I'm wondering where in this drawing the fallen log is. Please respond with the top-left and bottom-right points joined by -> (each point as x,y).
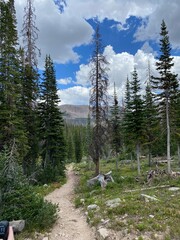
124,185 -> 170,193
87,171 -> 114,188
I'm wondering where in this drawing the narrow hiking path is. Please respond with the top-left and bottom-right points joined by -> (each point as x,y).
45,165 -> 96,240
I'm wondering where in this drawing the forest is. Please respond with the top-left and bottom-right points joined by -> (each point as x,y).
0,0 -> 180,238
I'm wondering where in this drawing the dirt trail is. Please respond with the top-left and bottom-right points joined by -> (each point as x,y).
45,165 -> 96,240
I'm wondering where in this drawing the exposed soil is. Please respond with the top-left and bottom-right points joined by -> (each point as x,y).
45,165 -> 96,240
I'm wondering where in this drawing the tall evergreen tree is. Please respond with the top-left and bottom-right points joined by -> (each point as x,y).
171,91 -> 180,164
89,25 -> 109,175
65,124 -> 75,162
110,83 -> 121,169
74,128 -> 83,163
0,0 -> 28,161
38,55 -> 66,182
123,69 -> 144,175
122,76 -> 133,157
144,82 -> 159,166
151,20 -> 179,174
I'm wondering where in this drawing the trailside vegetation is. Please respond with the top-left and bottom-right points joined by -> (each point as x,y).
0,0 -> 65,234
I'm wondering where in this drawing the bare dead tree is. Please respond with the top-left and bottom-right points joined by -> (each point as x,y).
21,0 -> 40,175
89,25 -> 109,175
21,0 -> 40,68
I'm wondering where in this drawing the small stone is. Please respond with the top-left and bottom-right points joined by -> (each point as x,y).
106,198 -> 121,207
149,215 -> 154,218
105,198 -> 121,208
80,198 -> 85,204
97,228 -> 109,240
87,204 -> 99,210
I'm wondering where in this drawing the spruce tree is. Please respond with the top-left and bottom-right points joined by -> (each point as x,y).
74,128 -> 83,163
151,20 -> 179,173
171,91 -> 180,164
123,69 -> 144,175
89,25 -> 109,175
122,77 -> 133,158
39,55 -> 66,182
110,83 -> 121,169
144,83 -> 159,166
0,0 -> 28,161
64,124 -> 75,162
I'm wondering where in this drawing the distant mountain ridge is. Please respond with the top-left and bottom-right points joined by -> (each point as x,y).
60,104 -> 89,125
60,104 -> 123,125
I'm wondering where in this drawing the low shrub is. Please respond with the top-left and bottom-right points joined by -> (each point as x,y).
1,185 -> 58,231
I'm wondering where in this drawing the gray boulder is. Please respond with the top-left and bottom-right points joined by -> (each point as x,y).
105,198 -> 121,208
10,220 -> 25,233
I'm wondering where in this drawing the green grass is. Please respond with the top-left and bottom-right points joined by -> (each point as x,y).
74,158 -> 180,239
33,178 -> 66,197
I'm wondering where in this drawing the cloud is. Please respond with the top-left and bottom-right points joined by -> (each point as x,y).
74,45 -> 180,105
111,23 -> 130,31
141,42 -> 157,55
57,77 -> 72,85
134,0 -> 180,48
76,64 -> 91,86
15,0 -> 93,67
66,0 -> 155,23
15,0 -> 180,68
14,0 -> 180,105
58,86 -> 90,105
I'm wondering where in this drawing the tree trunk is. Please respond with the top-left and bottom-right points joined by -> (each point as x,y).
178,143 -> 180,166
131,153 -> 133,170
136,143 -> 141,175
95,158 -> 99,176
148,146 -> 152,167
166,96 -> 171,174
115,155 -> 118,170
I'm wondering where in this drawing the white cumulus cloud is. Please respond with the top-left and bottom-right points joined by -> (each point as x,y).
58,86 -> 90,105
74,45 -> 180,105
57,77 -> 72,85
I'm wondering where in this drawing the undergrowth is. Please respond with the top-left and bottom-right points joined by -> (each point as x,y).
74,158 -> 180,239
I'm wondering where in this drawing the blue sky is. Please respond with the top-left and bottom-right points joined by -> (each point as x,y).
15,0 -> 180,105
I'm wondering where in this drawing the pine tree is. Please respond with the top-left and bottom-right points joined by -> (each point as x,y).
0,0 -> 28,161
65,124 -> 75,162
110,83 -> 121,169
144,83 -> 159,166
89,25 -> 109,175
38,55 -> 66,182
123,77 -> 132,138
171,91 -> 180,164
151,20 -> 179,174
123,69 -> 144,175
122,77 -> 133,154
74,129 -> 83,163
